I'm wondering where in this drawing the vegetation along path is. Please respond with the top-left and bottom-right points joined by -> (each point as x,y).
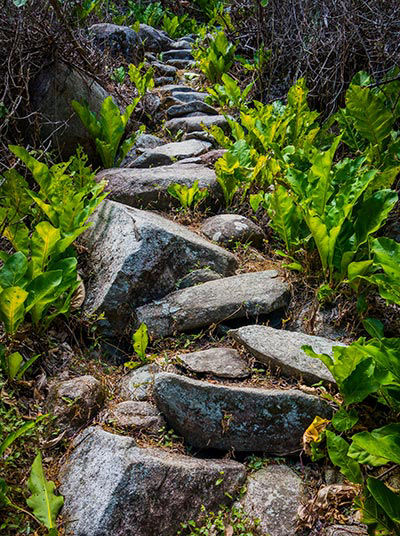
1,2 -> 400,536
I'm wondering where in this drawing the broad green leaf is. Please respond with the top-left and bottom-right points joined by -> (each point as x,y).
25,270 -> 63,324
26,452 -> 64,530
0,417 -> 44,457
367,478 -> 400,523
326,430 -> 363,484
362,318 -> 384,339
341,358 -> 387,404
9,145 -> 51,192
351,424 -> 400,466
0,286 -> 28,334
30,222 -> 61,277
133,323 -> 148,359
332,407 -> 359,432
0,252 -> 28,288
5,351 -> 23,380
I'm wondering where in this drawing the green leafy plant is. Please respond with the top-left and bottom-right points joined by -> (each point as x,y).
71,96 -> 142,168
111,66 -> 126,85
178,504 -> 261,535
193,31 -> 236,83
124,323 -> 150,369
206,73 -> 254,111
0,346 -> 40,380
167,181 -> 209,210
128,62 -> 155,98
303,336 -> 400,534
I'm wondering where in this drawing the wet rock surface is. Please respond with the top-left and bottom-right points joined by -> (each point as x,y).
154,373 -> 332,453
60,427 -> 246,536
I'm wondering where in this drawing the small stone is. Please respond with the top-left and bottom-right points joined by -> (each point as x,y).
177,348 -> 249,379
166,59 -> 195,69
120,364 -> 160,401
201,214 -> 265,248
154,76 -> 175,87
106,401 -> 165,433
166,101 -> 218,119
151,61 -> 177,77
177,269 -> 222,289
173,91 -> 207,103
229,325 -> 339,384
136,270 -> 290,339
154,373 -> 332,453
239,464 -> 303,536
162,49 -> 193,61
165,115 -> 229,135
46,375 -> 104,429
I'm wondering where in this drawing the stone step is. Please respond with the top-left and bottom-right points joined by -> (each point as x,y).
60,426 -> 246,536
229,325 -> 340,384
81,201 -> 237,338
157,84 -> 200,94
170,39 -> 193,50
151,61 -> 177,77
166,101 -> 218,119
172,91 -> 207,103
176,347 -> 250,379
135,270 -> 290,339
97,162 -> 219,209
154,76 -> 175,87
162,49 -> 193,61
165,114 -> 228,134
166,59 -> 195,69
130,139 -> 212,168
154,373 -> 332,453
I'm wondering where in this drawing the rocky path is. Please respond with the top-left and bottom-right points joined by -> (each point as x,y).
54,25 -> 365,536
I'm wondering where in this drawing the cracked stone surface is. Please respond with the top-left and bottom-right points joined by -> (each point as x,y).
177,347 -> 250,379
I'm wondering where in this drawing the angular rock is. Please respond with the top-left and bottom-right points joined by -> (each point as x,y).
201,214 -> 265,248
132,139 -> 212,167
82,201 -> 237,337
154,76 -> 175,87
89,23 -> 142,62
162,49 -> 193,61
165,115 -> 228,135
173,91 -> 207,103
165,59 -> 195,69
157,84 -> 200,95
166,101 -> 218,119
136,270 -> 289,339
129,152 -> 172,168
120,363 -> 160,401
46,375 -> 104,429
105,401 -> 165,433
151,61 -> 177,77
135,133 -> 164,151
177,268 -> 222,289
177,348 -> 249,379
138,24 -> 173,52
60,427 -> 246,536
170,40 -> 192,50
97,163 -> 219,209
239,464 -> 302,536
30,61 -> 110,161
229,325 -> 339,384
154,373 -> 332,453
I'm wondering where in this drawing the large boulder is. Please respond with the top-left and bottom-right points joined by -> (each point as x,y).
154,373 -> 332,453
30,61 -> 110,161
81,201 -> 237,338
60,427 -> 246,536
238,464 -> 303,536
135,270 -> 290,339
97,163 -> 219,209
229,325 -> 340,384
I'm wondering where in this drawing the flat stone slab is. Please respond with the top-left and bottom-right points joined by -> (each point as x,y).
105,401 -> 165,433
157,84 -> 200,94
201,214 -> 265,248
165,115 -> 228,135
120,364 -> 160,401
177,348 -> 249,379
154,373 -> 332,453
166,59 -> 195,69
239,464 -> 303,536
166,101 -> 218,119
82,201 -> 237,337
134,139 -> 212,166
173,91 -> 207,103
97,163 -> 219,209
229,325 -> 339,384
162,49 -> 193,61
60,426 -> 246,536
136,270 -> 290,339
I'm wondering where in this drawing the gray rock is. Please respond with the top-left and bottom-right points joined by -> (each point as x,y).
136,133 -> 164,151
239,464 -> 302,536
170,40 -> 192,50
60,426 -> 246,536
179,36 -> 195,43
129,152 -> 173,168
229,325 -> 339,384
177,348 -> 249,379
82,201 -> 237,337
89,23 -> 142,63
183,131 -> 216,144
136,270 -> 290,339
201,214 -> 265,248
105,401 -> 165,433
138,24 -> 173,52
134,139 -> 212,166
166,101 -> 218,119
151,61 -> 177,77
144,52 -> 157,61
165,59 -> 195,69
30,61 -> 110,161
157,84 -> 200,95
173,91 -> 207,103
155,76 -> 175,87
97,163 -> 219,209
162,49 -> 193,61
323,527 -> 368,536
177,269 -> 222,289
165,115 -> 228,135
154,373 -> 332,453
46,375 -> 104,429
120,364 -> 160,401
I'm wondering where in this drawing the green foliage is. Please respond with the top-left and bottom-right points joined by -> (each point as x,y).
72,96 -> 143,168
0,346 -> 40,380
111,66 -> 126,85
193,31 -> 236,83
26,451 -> 64,533
167,181 -> 209,210
303,336 -> 400,533
128,62 -> 155,98
178,504 -> 261,535
161,13 -> 200,39
124,323 -> 150,369
206,74 -> 254,111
